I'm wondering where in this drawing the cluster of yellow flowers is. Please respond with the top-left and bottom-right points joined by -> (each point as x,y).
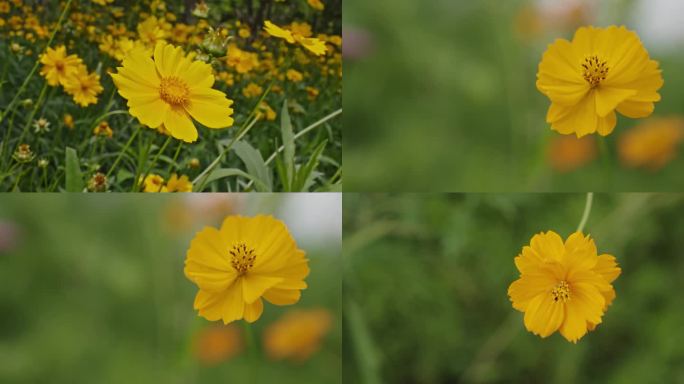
141,173 -> 193,192
39,46 -> 103,107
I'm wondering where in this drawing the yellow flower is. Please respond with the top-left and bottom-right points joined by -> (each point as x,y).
63,67 -> 103,107
537,26 -> 663,137
193,325 -> 242,365
264,20 -> 327,56
92,0 -> 113,5
226,44 -> 259,74
258,102 -> 276,121
93,121 -> 113,138
286,69 -> 303,82
263,309 -> 332,362
289,22 -> 312,38
307,0 -> 324,11
618,117 -> 684,170
185,215 -> 309,324
141,173 -> 168,192
166,173 -> 193,192
242,82 -> 263,98
137,16 -> 166,47
508,231 -> 620,343
39,45 -> 83,86
111,42 -> 234,143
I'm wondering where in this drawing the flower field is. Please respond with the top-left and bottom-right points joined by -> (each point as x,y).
0,0 -> 341,192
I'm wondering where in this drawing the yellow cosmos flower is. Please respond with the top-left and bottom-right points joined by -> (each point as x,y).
111,42 -> 234,143
508,231 -> 620,343
263,309 -> 332,362
193,325 -> 242,365
63,67 -> 103,107
618,117 -> 684,170
185,215 -> 309,324
39,46 -> 83,86
264,20 -> 327,56
537,26 -> 663,137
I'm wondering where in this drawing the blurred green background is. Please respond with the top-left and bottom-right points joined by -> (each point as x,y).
343,193 -> 684,383
343,0 -> 684,191
0,194 -> 341,383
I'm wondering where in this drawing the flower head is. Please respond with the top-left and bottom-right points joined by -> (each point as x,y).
64,67 -> 103,107
166,173 -> 192,192
508,231 -> 620,343
141,173 -> 167,192
193,325 -> 242,365
264,20 -> 327,56
185,215 -> 309,324
39,46 -> 83,86
111,42 -> 234,143
537,26 -> 663,137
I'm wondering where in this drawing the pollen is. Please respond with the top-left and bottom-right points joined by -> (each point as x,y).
229,242 -> 256,275
581,56 -> 609,88
551,280 -> 571,303
159,76 -> 190,106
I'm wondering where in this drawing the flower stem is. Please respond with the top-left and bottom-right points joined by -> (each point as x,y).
576,192 -> 594,233
105,121 -> 139,179
241,321 -> 258,384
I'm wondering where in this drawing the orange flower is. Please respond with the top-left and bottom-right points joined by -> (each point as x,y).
548,135 -> 596,172
193,325 -> 242,365
618,117 -> 684,170
263,309 -> 332,362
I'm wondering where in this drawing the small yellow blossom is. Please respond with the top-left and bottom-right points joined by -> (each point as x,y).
39,46 -> 83,86
166,173 -> 193,192
307,0 -> 324,11
141,173 -> 167,192
618,117 -> 684,170
93,121 -> 113,138
263,309 -> 332,362
193,325 -> 242,365
508,231 -> 620,343
286,69 -> 303,82
264,20 -> 327,56
242,82 -> 263,98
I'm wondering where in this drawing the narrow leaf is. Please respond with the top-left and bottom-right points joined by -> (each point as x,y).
65,147 -> 84,192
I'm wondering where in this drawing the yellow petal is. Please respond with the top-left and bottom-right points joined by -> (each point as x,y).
154,41 -> 184,78
596,111 -> 617,136
241,274 -> 283,304
530,231 -> 565,262
185,227 -> 238,292
559,299 -> 587,343
264,20 -> 295,43
508,274 -> 557,311
119,46 -> 159,88
593,254 -> 621,283
186,88 -> 234,128
550,92 -> 598,137
128,96 -> 169,128
183,60 -> 214,90
523,293 -> 564,338
243,298 -> 264,323
263,288 -> 301,305
163,107 -> 198,143
616,100 -> 654,119
194,290 -> 224,321
594,87 -> 636,117
569,282 -> 605,325
221,281 -> 245,324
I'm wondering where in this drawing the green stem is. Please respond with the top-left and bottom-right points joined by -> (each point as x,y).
192,114 -> 260,190
576,192 -> 594,233
17,82 -> 49,144
0,0 -> 74,126
168,141 -> 183,175
140,135 -> 172,182
105,120 -> 139,178
241,322 -> 258,384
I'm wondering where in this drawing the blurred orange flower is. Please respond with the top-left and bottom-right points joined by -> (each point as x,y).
193,325 -> 242,365
548,135 -> 596,173
263,309 -> 332,362
618,117 -> 684,170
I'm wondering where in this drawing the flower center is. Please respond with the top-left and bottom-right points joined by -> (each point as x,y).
229,242 -> 256,275
581,56 -> 609,88
159,76 -> 190,106
551,280 -> 571,303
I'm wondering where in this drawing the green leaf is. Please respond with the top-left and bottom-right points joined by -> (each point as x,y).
65,147 -> 84,192
292,140 -> 327,191
274,151 -> 290,192
197,167 -> 269,191
280,99 -> 295,189
232,141 -> 272,192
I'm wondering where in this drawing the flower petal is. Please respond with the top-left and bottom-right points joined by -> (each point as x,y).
241,274 -> 283,304
186,88 -> 234,128
523,293 -> 564,338
263,288 -> 301,305
243,298 -> 264,323
595,87 -> 636,117
163,107 -> 198,143
128,96 -> 169,128
221,281 -> 245,324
